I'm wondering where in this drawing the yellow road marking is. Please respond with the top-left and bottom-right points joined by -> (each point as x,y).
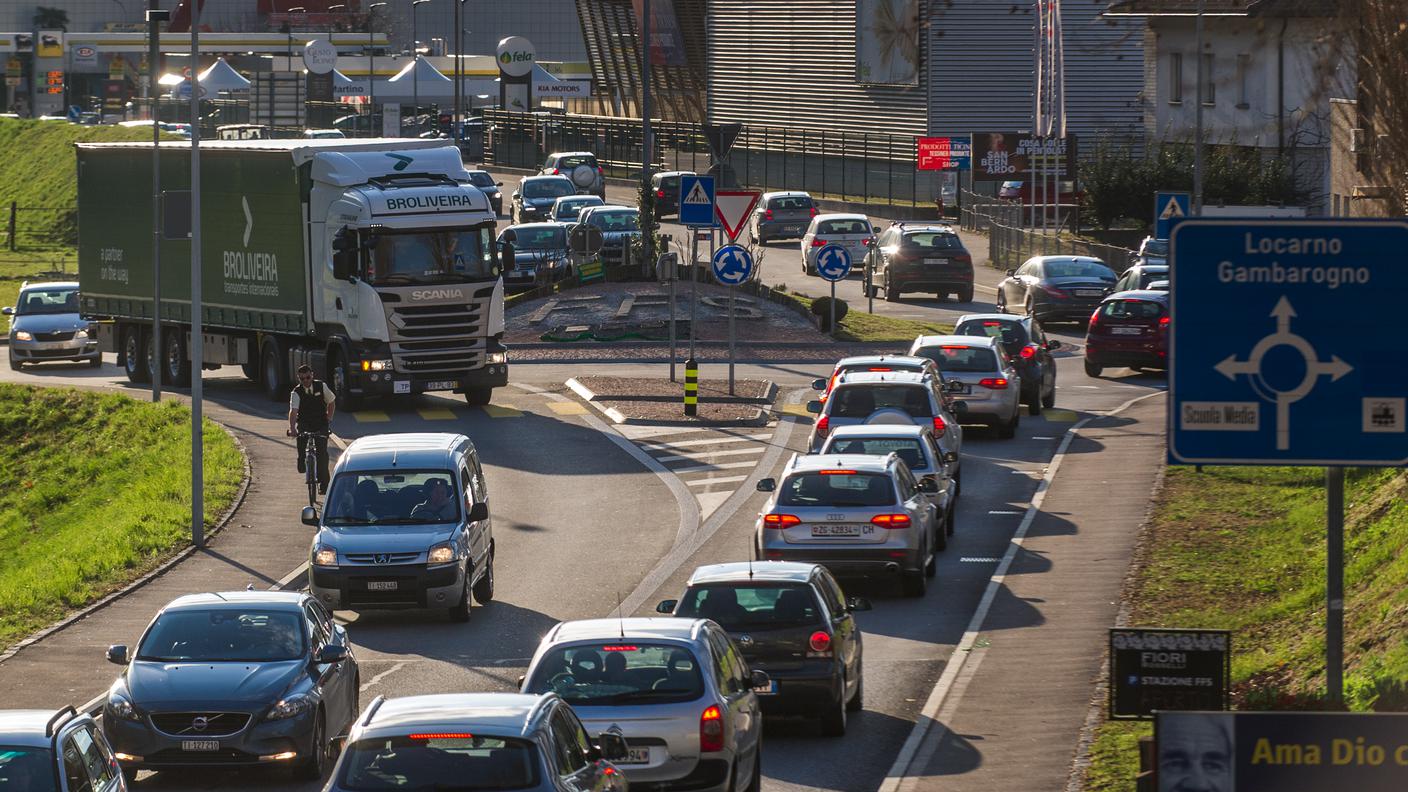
1043,409 -> 1079,422
780,403 -> 812,418
547,401 -> 588,416
418,408 -> 458,421
482,404 -> 524,418
351,410 -> 390,423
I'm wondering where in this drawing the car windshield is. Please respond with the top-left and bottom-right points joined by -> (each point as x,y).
1100,299 -> 1165,320
338,734 -> 539,791
466,172 -> 495,188
325,470 -> 462,525
1142,239 -> 1169,256
676,584 -> 823,630
0,746 -> 57,792
829,385 -> 933,418
769,196 -> 813,211
1044,259 -> 1113,279
817,219 -> 870,235
824,437 -> 929,471
554,199 -> 600,219
526,643 -> 704,706
16,287 -> 78,315
955,319 -> 1029,348
136,608 -> 305,662
367,227 -> 498,285
1138,269 -> 1169,287
914,345 -> 999,373
585,210 -> 640,231
778,472 -> 896,507
523,179 -> 574,200
902,232 -> 962,251
507,227 -> 566,251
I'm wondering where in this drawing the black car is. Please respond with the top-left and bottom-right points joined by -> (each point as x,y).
996,255 -> 1117,324
865,223 -> 975,303
511,175 -> 575,225
1114,262 -> 1169,293
465,169 -> 503,216
103,591 -> 358,781
657,561 -> 870,737
953,313 -> 1060,414
498,224 -> 571,290
651,170 -> 695,218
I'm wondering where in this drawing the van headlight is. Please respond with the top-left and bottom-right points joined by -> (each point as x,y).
13,330 -> 32,341
73,329 -> 89,340
427,543 -> 456,565
312,545 -> 338,567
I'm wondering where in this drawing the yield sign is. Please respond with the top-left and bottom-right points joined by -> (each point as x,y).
715,190 -> 760,242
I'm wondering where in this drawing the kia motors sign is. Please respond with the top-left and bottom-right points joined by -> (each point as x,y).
917,136 -> 972,171
496,36 -> 535,78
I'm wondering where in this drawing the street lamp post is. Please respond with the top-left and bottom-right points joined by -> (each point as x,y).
454,0 -> 467,141
190,0 -> 205,548
411,0 -> 431,125
640,0 -> 654,268
147,0 -> 169,404
367,2 -> 387,137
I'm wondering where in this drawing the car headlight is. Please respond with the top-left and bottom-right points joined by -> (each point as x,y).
312,545 -> 338,567
426,543 -> 456,565
488,351 -> 508,365
13,330 -> 32,341
107,688 -> 142,722
266,693 -> 316,721
73,329 -> 88,340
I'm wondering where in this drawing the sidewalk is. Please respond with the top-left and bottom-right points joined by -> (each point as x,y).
897,395 -> 1166,791
0,387 -> 320,709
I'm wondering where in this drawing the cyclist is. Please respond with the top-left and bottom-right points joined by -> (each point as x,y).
287,364 -> 336,494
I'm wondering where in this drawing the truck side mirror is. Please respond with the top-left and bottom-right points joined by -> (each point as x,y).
499,241 -> 515,270
332,226 -> 359,282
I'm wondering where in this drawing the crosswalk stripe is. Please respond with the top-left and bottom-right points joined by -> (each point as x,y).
418,408 -> 458,420
668,460 -> 760,475
615,424 -> 717,440
547,401 -> 588,416
352,410 -> 391,423
636,433 -> 771,451
653,447 -> 766,463
686,475 -> 748,487
482,404 -> 524,418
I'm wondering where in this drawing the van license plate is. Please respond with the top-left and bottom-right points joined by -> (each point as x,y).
182,741 -> 220,752
367,581 -> 397,591
425,380 -> 459,391
621,747 -> 651,765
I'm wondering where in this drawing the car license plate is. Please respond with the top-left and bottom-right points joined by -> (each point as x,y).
367,581 -> 397,591
812,524 -> 867,537
425,380 -> 459,391
620,747 -> 651,765
1111,326 -> 1143,335
924,258 -> 949,266
753,680 -> 778,696
393,380 -> 410,394
1076,289 -> 1104,297
182,740 -> 220,752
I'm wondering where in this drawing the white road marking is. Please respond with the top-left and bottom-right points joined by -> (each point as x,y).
686,475 -> 749,487
653,447 -> 766,463
960,557 -> 1001,563
667,460 -> 760,475
987,510 -> 1023,515
614,424 -> 717,440
1032,436 -> 1057,440
360,662 -> 406,692
514,382 -> 548,393
636,433 -> 771,450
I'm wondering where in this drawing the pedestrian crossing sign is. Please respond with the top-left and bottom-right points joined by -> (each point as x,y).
679,175 -> 717,227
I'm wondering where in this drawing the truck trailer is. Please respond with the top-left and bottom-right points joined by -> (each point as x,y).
76,138 -> 508,405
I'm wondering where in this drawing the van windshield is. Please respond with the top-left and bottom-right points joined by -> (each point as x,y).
367,226 -> 498,285
325,470 -> 462,525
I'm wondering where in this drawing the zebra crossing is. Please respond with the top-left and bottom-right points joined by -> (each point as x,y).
615,422 -> 781,519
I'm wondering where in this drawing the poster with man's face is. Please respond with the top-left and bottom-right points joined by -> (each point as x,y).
1158,713 -> 1234,792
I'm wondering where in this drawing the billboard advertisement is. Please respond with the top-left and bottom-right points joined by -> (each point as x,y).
856,0 -> 919,85
632,0 -> 688,66
972,133 -> 1078,180
917,136 -> 972,171
1157,711 -> 1408,791
1109,628 -> 1230,720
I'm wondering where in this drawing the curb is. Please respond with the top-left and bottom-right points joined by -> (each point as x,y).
566,376 -> 770,426
0,419 -> 254,666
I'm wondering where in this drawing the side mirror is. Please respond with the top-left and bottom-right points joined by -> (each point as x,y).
316,644 -> 349,664
943,450 -> 959,465
469,501 -> 489,522
805,400 -> 823,414
1005,268 -> 1016,277
495,181 -> 504,187
655,599 -> 678,614
918,478 -> 939,494
846,596 -> 873,612
301,506 -> 319,526
499,242 -> 516,269
511,191 -> 520,199
516,674 -> 526,688
106,645 -> 130,665
756,478 -> 776,493
0,306 -> 11,316
811,378 -> 828,391
594,731 -> 630,762
1047,339 -> 1062,350
749,669 -> 772,690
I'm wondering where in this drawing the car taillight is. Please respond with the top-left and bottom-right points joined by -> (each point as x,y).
656,189 -> 665,198
1159,315 -> 1170,328
955,254 -> 972,263
764,209 -> 774,220
551,168 -> 560,175
811,238 -> 827,247
809,631 -> 832,652
932,415 -> 947,438
597,166 -> 604,174
871,514 -> 912,528
1089,309 -> 1104,329
809,206 -> 819,217
1020,344 -> 1038,360
979,378 -> 1009,389
763,513 -> 802,529
700,706 -> 724,753
1041,285 -> 1069,299
815,414 -> 830,437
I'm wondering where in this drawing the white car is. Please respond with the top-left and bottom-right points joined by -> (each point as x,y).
908,334 -> 1023,438
800,214 -> 875,276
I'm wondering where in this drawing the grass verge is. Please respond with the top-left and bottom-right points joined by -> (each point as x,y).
784,291 -> 953,342
0,384 -> 245,650
1083,466 -> 1408,790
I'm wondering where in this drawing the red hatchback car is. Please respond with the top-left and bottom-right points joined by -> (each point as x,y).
1083,290 -> 1169,377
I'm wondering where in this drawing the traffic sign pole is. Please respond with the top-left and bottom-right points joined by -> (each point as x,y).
830,280 -> 836,340
728,290 -> 735,394
1327,465 -> 1344,706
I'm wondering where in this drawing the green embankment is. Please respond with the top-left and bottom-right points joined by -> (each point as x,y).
1083,466 -> 1408,791
0,384 -> 244,649
784,291 -> 954,342
0,118 -> 167,309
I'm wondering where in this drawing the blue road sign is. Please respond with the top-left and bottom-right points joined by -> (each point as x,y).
711,244 -> 754,286
815,244 -> 852,282
679,175 -> 717,227
1154,192 -> 1190,239
1169,219 -> 1408,466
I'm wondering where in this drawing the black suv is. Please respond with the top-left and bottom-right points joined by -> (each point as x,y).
953,313 -> 1061,414
657,561 -> 870,737
865,224 -> 975,303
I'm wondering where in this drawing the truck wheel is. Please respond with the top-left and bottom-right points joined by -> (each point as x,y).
163,329 -> 191,387
123,326 -> 150,384
261,340 -> 288,401
464,387 -> 493,406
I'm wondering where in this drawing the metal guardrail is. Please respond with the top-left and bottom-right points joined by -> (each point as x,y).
960,190 -> 1137,273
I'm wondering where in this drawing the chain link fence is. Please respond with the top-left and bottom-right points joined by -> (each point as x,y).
960,190 -> 1137,274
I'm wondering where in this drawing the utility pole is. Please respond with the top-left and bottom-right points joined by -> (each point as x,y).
640,0 -> 655,267
453,0 -> 463,141
412,0 -> 431,126
368,2 -> 386,137
190,0 -> 205,548
1193,0 -> 1205,215
147,0 -> 168,403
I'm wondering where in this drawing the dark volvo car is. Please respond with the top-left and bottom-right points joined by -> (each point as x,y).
103,591 -> 358,781
657,561 -> 870,737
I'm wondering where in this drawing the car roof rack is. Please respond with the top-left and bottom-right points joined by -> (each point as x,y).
46,706 -> 78,738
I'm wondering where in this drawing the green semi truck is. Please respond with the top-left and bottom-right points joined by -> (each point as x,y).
76,138 -> 508,404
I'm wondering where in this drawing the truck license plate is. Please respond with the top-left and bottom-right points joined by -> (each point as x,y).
182,740 -> 220,752
425,380 -> 459,391
367,581 -> 397,591
393,381 -> 411,394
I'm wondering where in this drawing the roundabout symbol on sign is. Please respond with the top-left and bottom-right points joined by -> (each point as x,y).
815,244 -> 852,282
711,245 -> 754,286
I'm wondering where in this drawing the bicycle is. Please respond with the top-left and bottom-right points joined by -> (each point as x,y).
294,430 -> 330,508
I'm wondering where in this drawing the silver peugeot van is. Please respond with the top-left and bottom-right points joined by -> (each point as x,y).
305,433 -> 495,622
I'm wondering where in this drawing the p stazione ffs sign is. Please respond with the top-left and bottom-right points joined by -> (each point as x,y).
1109,628 -> 1229,720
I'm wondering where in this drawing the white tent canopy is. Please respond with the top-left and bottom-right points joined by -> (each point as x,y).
197,57 -> 251,91
375,56 -> 454,102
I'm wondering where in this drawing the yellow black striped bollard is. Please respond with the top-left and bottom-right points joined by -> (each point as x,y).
684,358 -> 698,417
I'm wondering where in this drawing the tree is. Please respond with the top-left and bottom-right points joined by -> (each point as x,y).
32,6 -> 69,31
1342,0 -> 1408,215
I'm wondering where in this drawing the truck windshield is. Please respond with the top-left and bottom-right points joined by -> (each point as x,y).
367,226 -> 497,285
